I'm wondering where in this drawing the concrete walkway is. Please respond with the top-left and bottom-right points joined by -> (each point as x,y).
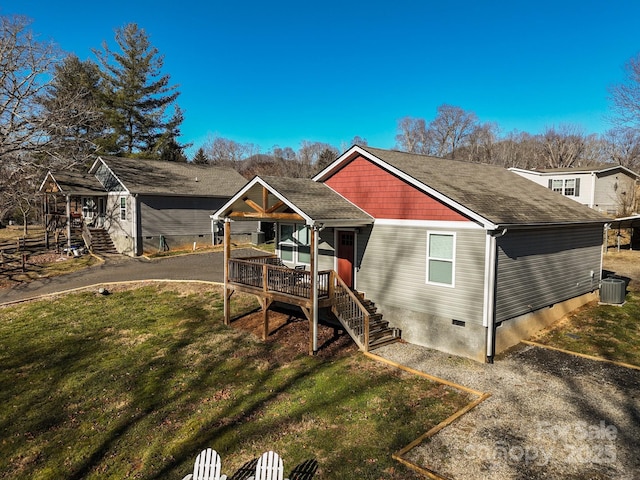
0,248 -> 260,305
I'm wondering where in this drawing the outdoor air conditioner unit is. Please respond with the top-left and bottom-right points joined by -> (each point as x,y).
599,277 -> 626,305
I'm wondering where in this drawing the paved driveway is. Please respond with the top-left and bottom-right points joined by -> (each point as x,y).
0,249 -> 260,304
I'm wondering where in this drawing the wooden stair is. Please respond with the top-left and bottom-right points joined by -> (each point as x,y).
356,293 -> 402,350
331,279 -> 401,351
88,228 -> 118,254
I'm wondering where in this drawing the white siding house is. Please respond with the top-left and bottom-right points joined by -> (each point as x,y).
510,165 -> 640,217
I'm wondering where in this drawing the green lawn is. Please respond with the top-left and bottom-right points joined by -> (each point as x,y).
533,291 -> 640,366
0,285 -> 469,479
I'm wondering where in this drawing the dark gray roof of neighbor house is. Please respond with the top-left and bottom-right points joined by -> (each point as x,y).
260,176 -> 373,224
97,156 -> 247,196
359,146 -> 610,226
528,165 -> 640,176
44,170 -> 105,195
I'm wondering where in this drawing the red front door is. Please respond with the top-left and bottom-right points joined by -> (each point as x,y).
337,231 -> 355,288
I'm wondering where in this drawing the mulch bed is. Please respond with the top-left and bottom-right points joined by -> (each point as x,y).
231,308 -> 358,363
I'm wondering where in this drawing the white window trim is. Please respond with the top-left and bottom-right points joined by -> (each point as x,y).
277,223 -> 311,266
426,231 -> 456,288
550,178 -> 579,196
119,196 -> 127,221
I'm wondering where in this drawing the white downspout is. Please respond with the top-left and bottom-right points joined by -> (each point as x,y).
485,228 -> 506,363
590,172 -> 597,209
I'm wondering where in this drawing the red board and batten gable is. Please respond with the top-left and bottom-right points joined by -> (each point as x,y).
323,155 -> 470,221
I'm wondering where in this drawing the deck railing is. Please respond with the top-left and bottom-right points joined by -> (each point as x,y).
332,275 -> 370,351
228,258 -> 330,299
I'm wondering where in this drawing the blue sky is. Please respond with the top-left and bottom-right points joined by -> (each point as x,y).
3,1 -> 640,157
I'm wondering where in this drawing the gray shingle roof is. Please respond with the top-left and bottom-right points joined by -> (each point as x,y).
98,156 -> 247,196
532,165 -> 640,177
45,171 -> 105,195
359,146 -> 609,226
260,176 -> 373,224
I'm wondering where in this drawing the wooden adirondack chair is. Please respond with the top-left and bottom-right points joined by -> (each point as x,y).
182,448 -> 227,480
248,451 -> 289,480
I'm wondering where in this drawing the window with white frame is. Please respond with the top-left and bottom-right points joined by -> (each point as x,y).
564,178 -> 576,196
278,224 -> 311,265
551,179 -> 564,193
549,178 -> 580,197
427,232 -> 455,286
120,197 -> 127,220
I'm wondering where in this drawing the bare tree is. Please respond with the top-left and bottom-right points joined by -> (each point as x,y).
298,140 -> 336,166
603,127 -> 640,169
609,52 -> 640,129
541,125 -> 587,168
340,135 -> 368,151
0,16 -> 60,159
203,135 -> 248,166
0,15 -> 63,224
459,122 -> 498,163
272,145 -> 297,162
394,116 -> 430,154
427,104 -> 480,159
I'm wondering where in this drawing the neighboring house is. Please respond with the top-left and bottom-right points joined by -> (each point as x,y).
509,165 -> 640,217
40,157 -> 252,256
215,146 -> 608,362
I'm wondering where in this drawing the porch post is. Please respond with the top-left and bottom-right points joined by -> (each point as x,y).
65,194 -> 71,254
43,194 -> 49,249
223,218 -> 231,326
310,225 -> 319,355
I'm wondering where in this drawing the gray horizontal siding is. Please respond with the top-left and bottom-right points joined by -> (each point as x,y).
356,224 -> 487,325
495,226 -> 603,322
140,196 -> 228,236
317,228 -> 336,271
594,172 -> 632,215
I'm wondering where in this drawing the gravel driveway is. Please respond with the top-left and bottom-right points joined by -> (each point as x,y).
375,341 -> 640,479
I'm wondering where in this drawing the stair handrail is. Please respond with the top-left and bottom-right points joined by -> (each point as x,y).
80,218 -> 92,252
332,274 -> 370,352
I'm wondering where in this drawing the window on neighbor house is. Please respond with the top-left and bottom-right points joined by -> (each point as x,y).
427,232 -> 455,286
278,224 -> 311,265
549,178 -> 580,197
120,197 -> 126,220
82,198 -> 95,219
564,178 -> 576,196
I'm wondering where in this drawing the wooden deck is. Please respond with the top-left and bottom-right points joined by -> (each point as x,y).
226,256 -> 401,353
228,257 -> 334,308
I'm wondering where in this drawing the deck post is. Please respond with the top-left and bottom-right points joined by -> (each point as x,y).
65,194 -> 72,254
262,263 -> 269,339
310,225 -> 319,355
261,297 -> 273,340
223,218 -> 231,325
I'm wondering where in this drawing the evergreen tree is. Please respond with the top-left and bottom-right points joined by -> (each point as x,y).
159,138 -> 188,162
192,147 -> 209,165
93,23 -> 183,158
40,54 -> 106,163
